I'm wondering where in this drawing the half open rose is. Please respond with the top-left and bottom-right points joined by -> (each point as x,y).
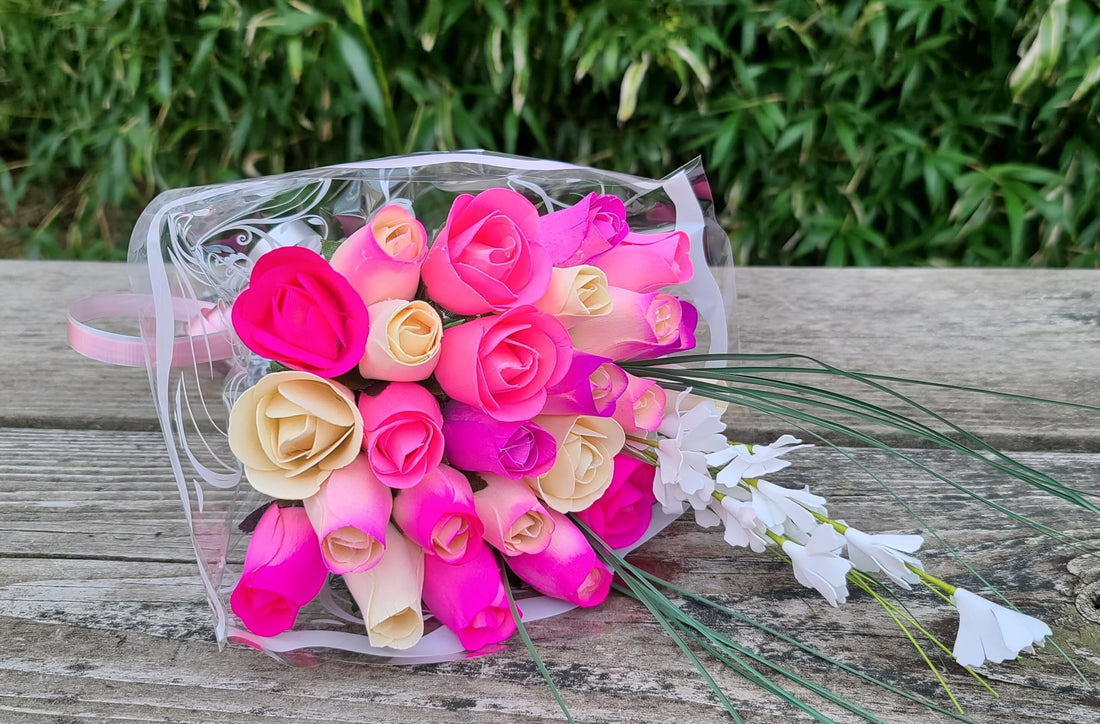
228,371 -> 363,500
358,299 -> 442,381
330,204 -> 428,306
358,381 -> 444,489
529,414 -> 626,512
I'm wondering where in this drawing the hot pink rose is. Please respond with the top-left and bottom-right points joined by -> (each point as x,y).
421,188 -> 551,314
422,542 -> 517,651
573,454 -> 657,548
358,381 -> 444,489
569,288 -> 697,361
588,229 -> 693,292
302,454 -> 392,574
542,352 -> 628,417
473,473 -> 556,556
539,193 -> 628,266
330,205 -> 428,306
612,374 -> 667,433
229,504 -> 328,637
442,401 -> 557,479
392,464 -> 485,564
435,306 -> 573,422
506,509 -> 612,607
231,246 -> 369,377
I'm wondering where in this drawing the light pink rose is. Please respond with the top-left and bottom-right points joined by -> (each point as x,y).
435,306 -> 573,422
569,287 -> 697,361
539,193 -> 628,266
573,454 -> 657,548
420,188 -> 551,314
231,246 -> 369,377
422,542 -> 517,651
358,299 -> 442,381
611,374 -> 667,433
302,454 -> 392,574
230,504 -> 328,637
357,381 -> 444,489
506,509 -> 612,607
392,464 -> 486,564
473,473 -> 556,556
588,229 -> 693,292
330,205 -> 428,306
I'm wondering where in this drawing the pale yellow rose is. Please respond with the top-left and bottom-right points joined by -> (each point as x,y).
528,414 -> 626,512
228,371 -> 363,499
359,299 -> 443,381
533,265 -> 612,326
343,524 -> 425,649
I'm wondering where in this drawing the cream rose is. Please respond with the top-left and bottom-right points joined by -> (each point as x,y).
358,299 -> 443,381
343,523 -> 425,649
534,264 -> 612,326
528,414 -> 626,512
228,371 -> 363,499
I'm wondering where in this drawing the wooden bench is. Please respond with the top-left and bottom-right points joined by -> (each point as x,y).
2,260 -> 1097,723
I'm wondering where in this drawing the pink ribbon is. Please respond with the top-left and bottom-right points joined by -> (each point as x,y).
68,294 -> 234,367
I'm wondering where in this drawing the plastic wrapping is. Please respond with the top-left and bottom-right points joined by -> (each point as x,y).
125,151 -> 734,661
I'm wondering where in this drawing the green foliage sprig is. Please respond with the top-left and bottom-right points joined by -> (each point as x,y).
1,0 -> 1098,265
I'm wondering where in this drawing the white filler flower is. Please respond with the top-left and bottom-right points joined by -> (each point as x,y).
951,587 -> 1052,668
749,480 -> 827,538
782,523 -> 852,606
654,390 -> 728,513
843,528 -> 924,590
709,434 -> 812,487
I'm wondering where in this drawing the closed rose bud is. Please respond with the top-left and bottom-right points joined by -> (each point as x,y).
330,205 -> 428,306
343,523 -> 425,649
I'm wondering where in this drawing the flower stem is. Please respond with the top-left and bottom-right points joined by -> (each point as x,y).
625,433 -> 658,448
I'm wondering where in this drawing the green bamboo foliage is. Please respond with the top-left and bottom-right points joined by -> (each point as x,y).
1,0 -> 1098,265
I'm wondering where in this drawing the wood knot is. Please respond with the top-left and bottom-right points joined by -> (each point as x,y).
1067,547 -> 1100,624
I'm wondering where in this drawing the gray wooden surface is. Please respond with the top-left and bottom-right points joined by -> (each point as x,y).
1,260 -> 1098,723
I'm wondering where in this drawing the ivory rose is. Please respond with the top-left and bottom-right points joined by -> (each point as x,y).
539,193 -> 628,266
358,299 -> 442,381
569,288 -> 697,361
588,229 -> 693,293
422,543 -> 517,651
231,246 -> 369,377
421,188 -> 551,314
442,401 -> 557,480
573,454 -> 657,548
343,523 -> 425,649
435,306 -> 573,422
533,265 -> 613,326
529,414 -> 626,512
228,371 -> 363,499
230,504 -> 328,637
473,473 -> 556,556
330,204 -> 428,306
612,373 -> 667,432
507,509 -> 612,607
302,454 -> 391,574
392,464 -> 485,564
357,381 -> 444,489
542,352 -> 628,417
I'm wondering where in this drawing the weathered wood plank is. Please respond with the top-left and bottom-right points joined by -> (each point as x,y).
5,261 -> 1098,448
2,423 -> 1098,722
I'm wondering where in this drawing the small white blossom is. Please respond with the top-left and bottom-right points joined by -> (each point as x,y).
782,524 -> 851,606
653,390 -> 728,515
843,528 -> 924,590
951,587 -> 1052,668
749,479 -> 827,538
712,495 -> 768,552
708,435 -> 813,487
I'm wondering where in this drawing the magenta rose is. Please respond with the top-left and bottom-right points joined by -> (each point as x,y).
588,229 -> 693,293
231,246 -> 369,377
435,305 -> 573,422
539,193 -> 628,266
569,288 -> 697,361
542,352 -> 628,417
573,454 -> 657,549
392,464 -> 486,564
329,204 -> 428,306
506,509 -> 612,608
421,188 -> 552,314
229,503 -> 328,637
422,542 -> 517,651
442,401 -> 557,479
358,381 -> 444,489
